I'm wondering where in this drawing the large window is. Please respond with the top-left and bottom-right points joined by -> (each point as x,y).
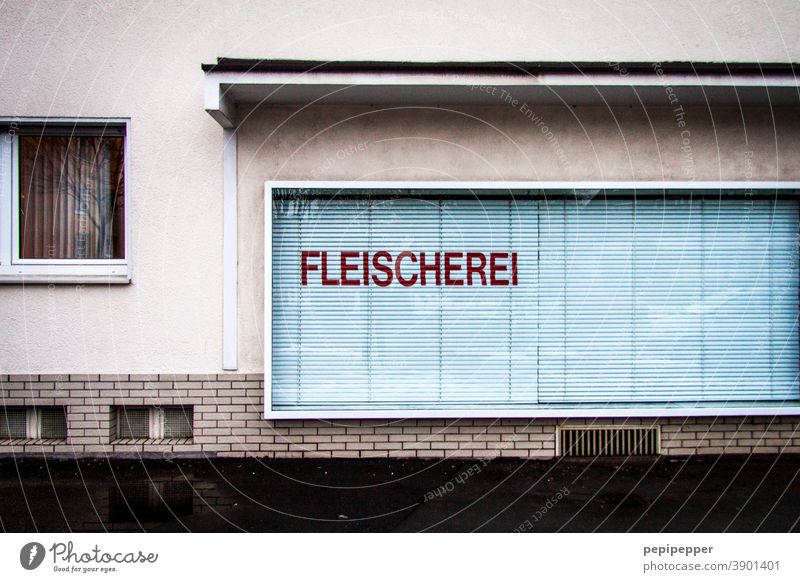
267,184 -> 800,418
0,119 -> 129,283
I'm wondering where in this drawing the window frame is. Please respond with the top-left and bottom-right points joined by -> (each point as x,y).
0,117 -> 131,283
264,180 -> 800,420
115,406 -> 193,440
0,406 -> 67,440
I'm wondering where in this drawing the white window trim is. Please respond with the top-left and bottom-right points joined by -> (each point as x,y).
150,407 -> 166,440
0,117 -> 131,284
264,180 -> 800,420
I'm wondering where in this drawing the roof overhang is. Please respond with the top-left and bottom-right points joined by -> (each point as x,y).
203,59 -> 800,128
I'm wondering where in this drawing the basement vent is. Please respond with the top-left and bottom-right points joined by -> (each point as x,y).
116,406 -> 194,440
558,426 -> 660,457
38,408 -> 68,439
117,407 -> 150,439
163,408 -> 193,439
0,408 -> 27,439
0,407 -> 67,440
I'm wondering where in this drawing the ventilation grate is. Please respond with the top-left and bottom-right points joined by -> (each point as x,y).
559,426 -> 660,457
163,408 -> 193,438
117,407 -> 149,439
0,408 -> 27,439
38,407 -> 67,439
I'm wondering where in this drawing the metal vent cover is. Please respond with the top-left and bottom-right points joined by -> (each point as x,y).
558,426 -> 660,457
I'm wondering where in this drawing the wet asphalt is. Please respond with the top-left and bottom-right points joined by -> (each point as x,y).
0,455 -> 798,532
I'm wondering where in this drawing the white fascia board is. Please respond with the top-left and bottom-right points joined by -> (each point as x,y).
204,69 -> 799,126
207,69 -> 800,88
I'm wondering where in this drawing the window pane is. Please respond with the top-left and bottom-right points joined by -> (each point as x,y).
0,408 -> 27,439
19,135 -> 125,259
38,407 -> 67,439
117,407 -> 149,439
163,408 -> 193,438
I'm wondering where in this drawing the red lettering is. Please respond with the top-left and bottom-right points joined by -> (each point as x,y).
490,252 -> 509,286
466,252 -> 487,286
511,252 -> 518,286
301,249 -> 517,287
419,252 -> 441,286
321,251 -> 339,286
444,252 -> 464,286
301,251 -> 320,286
371,251 -> 394,287
340,251 -> 360,286
395,251 -> 418,287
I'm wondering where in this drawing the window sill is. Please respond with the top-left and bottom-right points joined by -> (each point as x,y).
112,438 -> 193,446
0,438 -> 68,446
0,272 -> 130,284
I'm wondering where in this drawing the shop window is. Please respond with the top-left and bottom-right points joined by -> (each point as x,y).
268,184 -> 800,417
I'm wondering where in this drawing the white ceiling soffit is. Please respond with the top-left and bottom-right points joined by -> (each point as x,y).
203,61 -> 800,128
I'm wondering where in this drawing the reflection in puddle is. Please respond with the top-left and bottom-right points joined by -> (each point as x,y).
109,480 -> 194,523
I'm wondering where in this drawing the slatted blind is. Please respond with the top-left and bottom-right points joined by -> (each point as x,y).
539,194 -> 799,402
273,190 -> 538,409
271,188 -> 800,411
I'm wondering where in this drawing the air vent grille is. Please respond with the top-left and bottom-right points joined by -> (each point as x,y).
559,426 -> 660,457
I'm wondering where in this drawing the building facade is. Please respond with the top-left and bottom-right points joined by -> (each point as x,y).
2,1 -> 800,459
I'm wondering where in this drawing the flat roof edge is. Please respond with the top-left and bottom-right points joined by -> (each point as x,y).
201,58 -> 800,76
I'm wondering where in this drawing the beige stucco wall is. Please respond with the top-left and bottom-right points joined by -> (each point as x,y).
1,0 -> 800,374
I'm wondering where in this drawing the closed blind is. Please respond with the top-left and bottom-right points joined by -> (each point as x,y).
272,190 -> 537,409
272,188 -> 799,411
539,194 -> 799,403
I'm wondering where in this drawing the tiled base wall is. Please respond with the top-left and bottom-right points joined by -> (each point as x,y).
1,374 -> 799,458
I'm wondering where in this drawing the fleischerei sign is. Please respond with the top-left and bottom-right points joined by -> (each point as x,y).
300,250 -> 519,287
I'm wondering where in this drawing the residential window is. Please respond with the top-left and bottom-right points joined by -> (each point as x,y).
116,406 -> 193,440
0,407 -> 68,440
0,119 -> 129,283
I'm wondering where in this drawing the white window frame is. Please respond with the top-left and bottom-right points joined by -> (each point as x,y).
264,180 -> 800,420
0,117 -> 131,284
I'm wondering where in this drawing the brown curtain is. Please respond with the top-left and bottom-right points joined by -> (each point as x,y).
19,135 -> 125,259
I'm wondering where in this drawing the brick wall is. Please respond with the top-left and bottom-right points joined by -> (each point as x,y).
1,374 -> 799,458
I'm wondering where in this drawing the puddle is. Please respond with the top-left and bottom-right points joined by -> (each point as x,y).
109,480 -> 195,524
